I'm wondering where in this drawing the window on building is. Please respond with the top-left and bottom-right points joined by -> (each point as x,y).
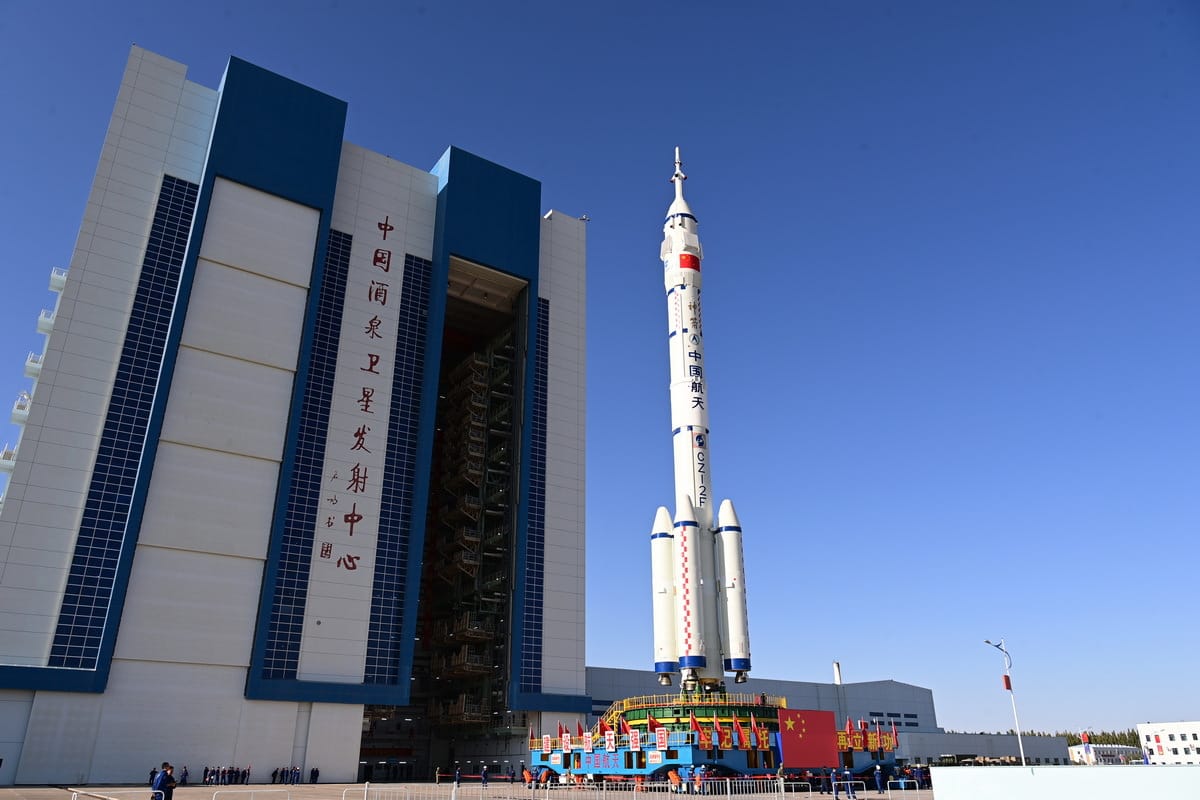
903,713 -> 918,718
1169,734 -> 1176,741
1171,748 -> 1178,755
1145,734 -> 1151,742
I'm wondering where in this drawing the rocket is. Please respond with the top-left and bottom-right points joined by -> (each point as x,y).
650,149 -> 751,689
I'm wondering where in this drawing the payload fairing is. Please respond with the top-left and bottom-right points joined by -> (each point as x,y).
650,149 -> 751,689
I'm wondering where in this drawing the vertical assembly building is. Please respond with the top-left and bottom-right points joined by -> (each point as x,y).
0,46 -> 587,784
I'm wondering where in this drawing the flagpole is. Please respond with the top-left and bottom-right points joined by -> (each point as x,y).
985,638 -> 1027,766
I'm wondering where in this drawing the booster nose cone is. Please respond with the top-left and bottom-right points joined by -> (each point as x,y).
674,493 -> 697,522
653,506 -> 673,533
717,499 -> 740,528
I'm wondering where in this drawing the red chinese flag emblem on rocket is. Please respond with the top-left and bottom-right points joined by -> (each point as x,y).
778,709 -> 838,767
679,253 -> 700,271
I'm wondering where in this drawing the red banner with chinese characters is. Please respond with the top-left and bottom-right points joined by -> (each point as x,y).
778,709 -> 838,767
865,731 -> 897,751
835,729 -> 867,751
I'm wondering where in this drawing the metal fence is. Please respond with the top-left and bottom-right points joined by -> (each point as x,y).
886,779 -> 926,800
212,790 -> 293,800
341,778 -> 830,800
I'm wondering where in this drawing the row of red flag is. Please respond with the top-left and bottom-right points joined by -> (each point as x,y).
530,710 -> 776,750
530,713 -> 899,754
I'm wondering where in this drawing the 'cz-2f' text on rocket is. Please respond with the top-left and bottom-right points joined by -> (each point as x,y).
650,149 -> 751,689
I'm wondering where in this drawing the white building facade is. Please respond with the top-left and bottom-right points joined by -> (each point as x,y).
1067,743 -> 1141,764
0,46 -> 587,785
1137,721 -> 1200,765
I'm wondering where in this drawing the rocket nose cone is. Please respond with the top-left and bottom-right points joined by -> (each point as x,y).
717,499 -> 741,527
674,494 -> 697,522
652,506 -> 673,534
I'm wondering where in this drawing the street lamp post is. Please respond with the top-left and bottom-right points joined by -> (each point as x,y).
984,638 -> 1027,766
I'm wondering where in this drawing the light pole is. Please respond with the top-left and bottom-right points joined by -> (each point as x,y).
984,638 -> 1027,766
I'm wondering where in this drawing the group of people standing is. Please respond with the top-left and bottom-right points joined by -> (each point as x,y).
150,763 -> 320,788
149,763 -> 178,800
272,766 -> 319,784
203,765 -> 250,785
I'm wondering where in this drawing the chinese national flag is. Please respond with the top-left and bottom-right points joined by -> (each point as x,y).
647,712 -> 663,731
558,720 -> 565,738
778,709 -> 838,768
599,718 -> 612,735
619,716 -> 632,737
578,721 -> 586,738
690,710 -> 702,735
750,714 -> 761,750
734,716 -> 749,750
713,714 -> 732,750
891,721 -> 898,750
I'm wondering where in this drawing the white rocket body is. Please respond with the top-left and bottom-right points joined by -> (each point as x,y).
649,149 -> 751,688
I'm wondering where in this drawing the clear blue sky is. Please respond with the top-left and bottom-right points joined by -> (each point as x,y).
2,1 -> 1198,734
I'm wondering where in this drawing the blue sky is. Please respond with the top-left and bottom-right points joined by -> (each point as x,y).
2,1 -> 1198,734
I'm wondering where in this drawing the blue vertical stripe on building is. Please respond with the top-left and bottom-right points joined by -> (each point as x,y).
519,297 -> 550,692
366,253 -> 432,683
261,229 -> 352,679
48,175 -> 198,669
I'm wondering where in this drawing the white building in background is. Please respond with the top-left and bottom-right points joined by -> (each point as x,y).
1067,743 -> 1141,764
1070,743 -> 1142,767
1137,721 -> 1200,765
0,45 -> 588,786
